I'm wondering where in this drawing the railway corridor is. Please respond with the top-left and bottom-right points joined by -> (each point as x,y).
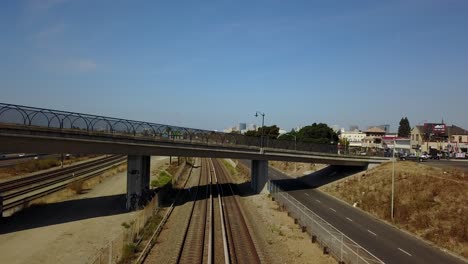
0,156 -> 168,264
144,158 -> 260,264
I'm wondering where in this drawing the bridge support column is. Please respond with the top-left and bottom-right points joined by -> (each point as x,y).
251,160 -> 268,193
126,155 -> 150,210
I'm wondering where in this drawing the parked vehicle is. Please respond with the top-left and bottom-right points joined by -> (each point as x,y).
399,153 -> 425,162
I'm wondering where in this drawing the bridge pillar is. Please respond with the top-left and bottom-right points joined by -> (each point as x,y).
251,160 -> 268,193
126,155 -> 150,210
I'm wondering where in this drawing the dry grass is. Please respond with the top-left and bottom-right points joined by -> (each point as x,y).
270,161 -> 327,177
320,161 -> 468,258
68,179 -> 85,194
0,155 -> 98,180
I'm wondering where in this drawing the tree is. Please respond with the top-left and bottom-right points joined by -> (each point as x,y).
245,125 -> 280,139
278,129 -> 298,141
297,123 -> 338,144
398,117 -> 411,137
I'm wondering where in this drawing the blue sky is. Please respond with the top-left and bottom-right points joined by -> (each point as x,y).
1,0 -> 468,132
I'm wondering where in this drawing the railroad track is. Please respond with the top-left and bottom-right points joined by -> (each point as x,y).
176,158 -> 210,263
0,155 -> 126,214
212,158 -> 260,264
172,158 -> 260,264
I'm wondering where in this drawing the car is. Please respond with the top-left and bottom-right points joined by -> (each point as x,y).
399,153 -> 425,162
18,153 -> 25,157
420,153 -> 429,160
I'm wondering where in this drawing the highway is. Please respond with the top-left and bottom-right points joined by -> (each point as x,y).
240,160 -> 466,264
426,160 -> 468,171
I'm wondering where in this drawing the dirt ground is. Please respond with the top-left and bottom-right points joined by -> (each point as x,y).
229,159 -> 336,264
270,161 -> 327,177
319,161 -> 468,259
0,156 -> 170,264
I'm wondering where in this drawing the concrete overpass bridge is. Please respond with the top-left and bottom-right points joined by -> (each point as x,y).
0,103 -> 389,209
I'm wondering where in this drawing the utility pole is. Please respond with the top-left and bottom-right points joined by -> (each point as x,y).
391,139 -> 395,221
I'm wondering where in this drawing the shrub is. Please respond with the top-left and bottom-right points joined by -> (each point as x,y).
68,180 -> 85,194
151,171 -> 172,188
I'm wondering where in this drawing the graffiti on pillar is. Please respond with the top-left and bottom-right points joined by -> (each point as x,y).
127,193 -> 140,210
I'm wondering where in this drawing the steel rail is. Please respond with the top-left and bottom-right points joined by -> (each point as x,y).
175,159 -> 209,264
2,157 -> 126,200
207,159 -> 214,264
0,155 -> 123,193
209,158 -> 230,264
135,159 -> 197,264
2,159 -> 125,212
213,159 -> 261,264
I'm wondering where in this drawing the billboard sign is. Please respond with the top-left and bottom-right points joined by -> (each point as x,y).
424,123 -> 446,135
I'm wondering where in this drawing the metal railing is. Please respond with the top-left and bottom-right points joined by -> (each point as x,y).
269,181 -> 384,264
0,102 -> 339,154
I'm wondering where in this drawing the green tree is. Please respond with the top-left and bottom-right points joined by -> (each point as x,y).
398,117 -> 411,137
278,129 -> 298,141
244,125 -> 280,139
297,123 -> 338,144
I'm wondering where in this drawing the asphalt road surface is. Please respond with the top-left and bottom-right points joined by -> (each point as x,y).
240,160 -> 466,264
425,159 -> 468,171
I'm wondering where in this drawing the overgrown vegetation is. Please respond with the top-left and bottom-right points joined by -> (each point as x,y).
68,179 -> 85,194
150,171 -> 172,188
320,162 -> 468,258
15,158 -> 60,173
122,243 -> 138,261
222,160 -> 237,176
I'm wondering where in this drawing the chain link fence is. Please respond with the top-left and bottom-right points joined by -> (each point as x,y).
87,195 -> 159,264
269,181 -> 384,264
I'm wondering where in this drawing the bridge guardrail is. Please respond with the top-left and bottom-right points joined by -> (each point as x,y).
269,181 -> 384,264
0,103 -> 341,154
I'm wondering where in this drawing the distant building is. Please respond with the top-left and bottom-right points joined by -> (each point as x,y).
362,127 -> 386,148
410,123 -> 468,153
368,124 -> 390,133
247,123 -> 257,131
331,125 -> 340,133
349,125 -> 359,131
238,123 -> 247,131
340,130 -> 366,147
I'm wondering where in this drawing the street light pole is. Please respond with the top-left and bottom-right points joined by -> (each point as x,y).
255,111 -> 265,154
391,138 -> 395,221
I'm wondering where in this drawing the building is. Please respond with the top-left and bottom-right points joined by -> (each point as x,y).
362,127 -> 386,149
368,124 -> 390,133
381,136 -> 411,154
410,123 -> 468,153
238,123 -> 247,131
339,129 -> 366,147
247,124 -> 257,131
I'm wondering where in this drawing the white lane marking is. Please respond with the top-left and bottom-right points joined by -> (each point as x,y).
329,208 -> 337,212
367,230 -> 377,236
315,199 -> 321,203
304,193 -> 310,196
346,217 -> 353,222
398,248 -> 412,256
